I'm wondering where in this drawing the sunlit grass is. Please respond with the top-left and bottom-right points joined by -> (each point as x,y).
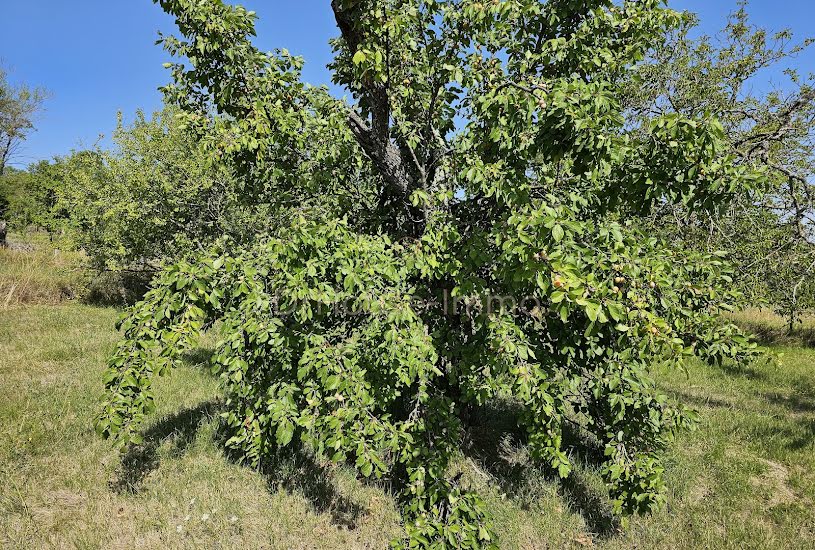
729,308 -> 815,348
0,232 -> 87,309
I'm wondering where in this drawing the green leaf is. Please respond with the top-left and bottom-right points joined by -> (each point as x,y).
585,301 -> 602,323
275,420 -> 294,446
352,50 -> 366,65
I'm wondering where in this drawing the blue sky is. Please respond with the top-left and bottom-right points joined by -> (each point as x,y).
1,0 -> 813,168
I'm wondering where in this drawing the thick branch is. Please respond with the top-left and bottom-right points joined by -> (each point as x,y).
332,0 -> 414,197
347,110 -> 411,195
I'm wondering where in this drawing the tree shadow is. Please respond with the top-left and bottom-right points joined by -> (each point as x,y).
668,390 -> 740,411
83,270 -> 153,308
112,397 -> 367,530
464,398 -> 621,539
670,379 -> 815,451
759,391 -> 815,416
181,347 -> 215,370
249,443 -> 367,530
559,470 -> 621,539
714,360 -> 771,382
745,418 -> 815,452
112,399 -> 223,494
753,379 -> 815,450
737,321 -> 815,349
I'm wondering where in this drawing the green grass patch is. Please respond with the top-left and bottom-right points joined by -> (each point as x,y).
0,304 -> 813,548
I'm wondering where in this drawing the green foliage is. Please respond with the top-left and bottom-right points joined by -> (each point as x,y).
0,66 -> 46,247
620,0 -> 815,330
0,66 -> 47,176
0,168 -> 20,223
56,97 -> 379,274
0,160 -> 69,233
56,109 -> 258,272
98,1 -> 766,547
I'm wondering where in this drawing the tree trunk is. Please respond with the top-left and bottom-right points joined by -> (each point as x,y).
1,144 -> 6,247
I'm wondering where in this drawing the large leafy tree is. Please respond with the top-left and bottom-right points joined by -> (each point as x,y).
57,105 -> 373,273
621,1 -> 815,330
57,109 -> 253,273
0,67 -> 47,176
98,1 -> 763,546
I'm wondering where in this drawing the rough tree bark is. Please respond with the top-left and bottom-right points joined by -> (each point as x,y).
331,0 -> 416,199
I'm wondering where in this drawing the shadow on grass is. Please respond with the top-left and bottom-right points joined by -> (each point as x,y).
714,360 -> 772,382
112,348 -> 218,493
736,321 -> 815,349
251,444 -> 366,529
760,391 -> 815,416
669,381 -> 815,452
746,417 -> 815,452
669,391 -> 740,411
112,399 -> 223,494
464,399 -> 621,539
754,379 -> 815,450
82,270 -> 152,308
181,347 -> 216,370
113,394 -> 635,536
113,397 -> 365,529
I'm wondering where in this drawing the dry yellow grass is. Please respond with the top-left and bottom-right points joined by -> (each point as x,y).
0,234 -> 87,309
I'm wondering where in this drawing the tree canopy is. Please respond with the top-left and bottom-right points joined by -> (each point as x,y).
0,66 -> 47,176
0,66 -> 47,246
97,1 -> 766,547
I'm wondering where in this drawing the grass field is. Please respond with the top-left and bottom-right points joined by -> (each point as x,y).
0,302 -> 813,549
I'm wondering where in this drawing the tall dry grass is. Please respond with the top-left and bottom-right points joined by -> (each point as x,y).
0,238 -> 87,309
728,307 -> 815,348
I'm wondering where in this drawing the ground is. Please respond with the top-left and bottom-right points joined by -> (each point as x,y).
1,301 -> 813,549
1,237 -> 814,548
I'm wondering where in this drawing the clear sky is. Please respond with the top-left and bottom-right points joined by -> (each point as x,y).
1,0 -> 813,168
